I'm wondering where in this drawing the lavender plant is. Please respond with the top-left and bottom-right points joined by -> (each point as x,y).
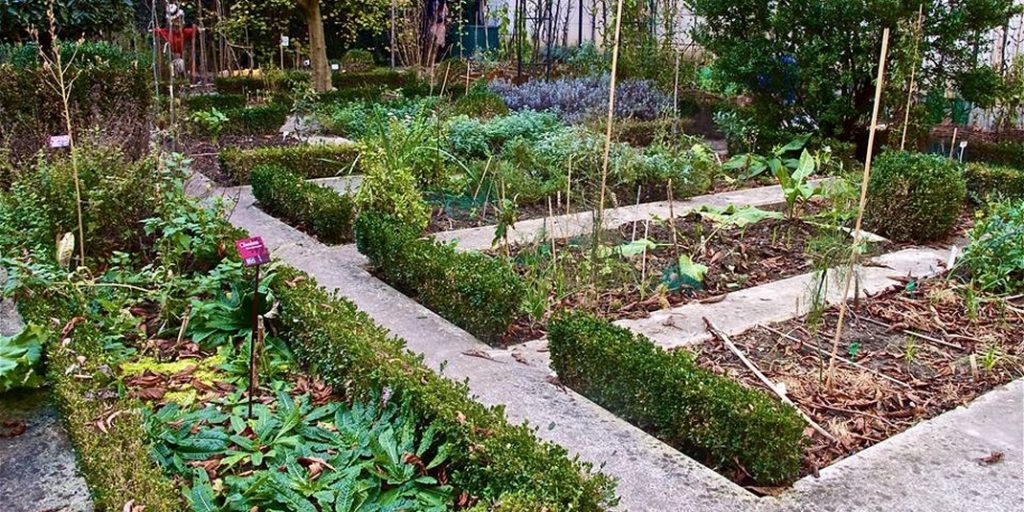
490,76 -> 668,124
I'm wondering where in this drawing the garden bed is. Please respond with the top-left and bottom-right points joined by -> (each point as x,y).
178,134 -> 296,184
501,207 -> 891,344
697,277 -> 1023,490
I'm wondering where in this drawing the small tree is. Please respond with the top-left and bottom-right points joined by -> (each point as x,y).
689,0 -> 1019,142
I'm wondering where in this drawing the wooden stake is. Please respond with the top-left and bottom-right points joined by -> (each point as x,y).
548,196 -> 558,263
672,47 -> 681,136
589,0 -> 625,291
565,155 -> 573,215
439,61 -> 452,96
706,319 -> 837,442
899,4 -> 925,151
465,57 -> 472,95
826,28 -> 890,387
667,179 -> 679,259
631,186 -> 642,241
948,127 -> 958,159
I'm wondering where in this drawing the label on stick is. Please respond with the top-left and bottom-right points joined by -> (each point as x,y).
49,134 -> 71,148
235,236 -> 271,267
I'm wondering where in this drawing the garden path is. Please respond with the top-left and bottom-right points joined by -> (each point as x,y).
209,174 -> 1023,512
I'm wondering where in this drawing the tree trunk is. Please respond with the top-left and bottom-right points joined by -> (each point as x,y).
298,0 -> 331,92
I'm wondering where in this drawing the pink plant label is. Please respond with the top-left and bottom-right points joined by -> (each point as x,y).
235,237 -> 270,267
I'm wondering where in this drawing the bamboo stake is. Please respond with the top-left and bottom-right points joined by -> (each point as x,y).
465,57 -> 472,95
705,319 -> 837,442
589,0 -> 625,292
899,4 -> 925,151
826,28 -> 890,388
548,197 -> 558,263
439,61 -> 452,96
672,47 -> 681,136
631,186 -> 641,241
666,179 -> 679,259
758,324 -> 912,389
948,127 -> 958,158
565,155 -> 573,215
640,220 -> 650,290
854,315 -> 963,350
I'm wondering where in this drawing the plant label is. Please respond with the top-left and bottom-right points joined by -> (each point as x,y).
331,63 -> 340,71
280,35 -> 290,47
49,134 -> 71,148
235,237 -> 270,267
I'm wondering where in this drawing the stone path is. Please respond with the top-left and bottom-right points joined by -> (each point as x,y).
0,270 -> 92,512
214,174 -> 1024,512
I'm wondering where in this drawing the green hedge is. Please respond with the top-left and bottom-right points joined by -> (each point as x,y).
214,70 -> 310,94
183,93 -> 246,112
965,140 -> 1024,170
222,104 -> 288,135
271,266 -> 615,509
354,211 -> 524,343
251,165 -> 354,244
12,286 -> 182,511
219,143 -> 361,184
965,162 -> 1024,204
331,68 -> 424,90
547,311 -> 806,485
865,151 -> 966,242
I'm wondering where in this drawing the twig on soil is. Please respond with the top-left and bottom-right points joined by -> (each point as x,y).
704,318 -> 838,442
758,324 -> 912,389
855,315 -> 963,350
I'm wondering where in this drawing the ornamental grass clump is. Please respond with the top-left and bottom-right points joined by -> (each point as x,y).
865,151 -> 966,243
548,311 -> 806,485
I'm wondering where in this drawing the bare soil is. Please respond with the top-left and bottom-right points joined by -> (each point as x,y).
697,278 -> 1023,489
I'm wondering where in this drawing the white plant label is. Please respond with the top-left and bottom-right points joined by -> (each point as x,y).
331,63 -> 340,70
280,35 -> 290,47
49,134 -> 71,148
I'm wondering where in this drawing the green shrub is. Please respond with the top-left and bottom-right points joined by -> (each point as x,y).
865,151 -> 966,242
219,143 -> 361,184
452,89 -> 509,119
214,70 -> 310,94
340,49 -> 375,71
316,96 -> 440,138
251,165 -> 354,244
270,266 -> 615,509
331,68 -> 423,90
965,162 -> 1024,204
547,311 -> 806,485
220,104 -> 288,135
961,198 -> 1024,294
447,110 -> 562,159
183,93 -> 246,112
354,212 -> 524,342
965,140 -> 1024,170
0,42 -> 152,163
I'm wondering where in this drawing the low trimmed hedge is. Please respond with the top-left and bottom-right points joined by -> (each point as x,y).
183,93 -> 246,112
965,140 -> 1024,170
214,70 -> 310,94
865,151 -> 966,242
251,165 -> 354,244
221,104 -> 288,135
548,311 -> 806,485
331,68 -> 425,90
965,162 -> 1024,204
219,143 -> 361,184
13,288 -> 182,511
354,211 -> 524,343
272,266 -> 615,509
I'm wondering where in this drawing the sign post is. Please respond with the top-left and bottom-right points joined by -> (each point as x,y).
235,236 -> 271,419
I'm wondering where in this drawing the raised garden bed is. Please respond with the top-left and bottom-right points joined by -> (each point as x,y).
698,277 -> 1023,490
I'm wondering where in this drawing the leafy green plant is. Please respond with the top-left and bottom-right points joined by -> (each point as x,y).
722,135 -> 809,181
776,149 -> 823,218
0,324 -> 47,393
964,162 -> 1024,204
188,270 -> 277,349
548,311 -> 805,485
960,198 -> 1024,294
188,108 -> 229,144
865,151 -> 966,242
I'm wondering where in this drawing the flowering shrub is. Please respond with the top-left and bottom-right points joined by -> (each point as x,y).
490,76 -> 668,124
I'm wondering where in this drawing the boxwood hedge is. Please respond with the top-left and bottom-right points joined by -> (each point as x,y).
182,93 -> 246,112
865,151 -> 966,242
272,266 -> 616,509
965,162 -> 1024,204
251,165 -> 354,244
354,211 -> 524,343
219,143 -> 361,184
965,140 -> 1024,170
548,311 -> 806,485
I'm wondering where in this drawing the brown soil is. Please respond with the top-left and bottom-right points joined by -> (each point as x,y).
697,278 -> 1023,487
501,210 -> 889,344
